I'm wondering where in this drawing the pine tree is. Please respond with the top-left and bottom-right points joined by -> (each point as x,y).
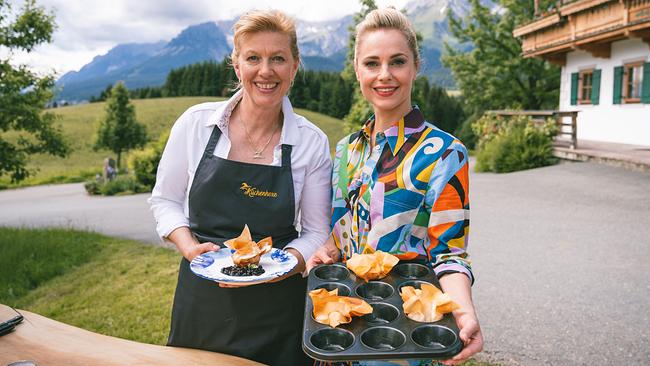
201,62 -> 217,96
318,82 -> 332,115
0,0 -> 69,182
329,77 -> 352,119
410,76 -> 465,134
95,82 -> 147,170
164,69 -> 180,97
443,0 -> 560,116
190,64 -> 202,96
427,84 -> 465,134
412,77 -> 431,117
149,88 -> 162,98
289,70 -> 308,108
99,84 -> 113,101
218,58 -> 237,96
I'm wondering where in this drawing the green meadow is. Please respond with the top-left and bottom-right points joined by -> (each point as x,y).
0,227 -> 178,345
1,96 -> 347,189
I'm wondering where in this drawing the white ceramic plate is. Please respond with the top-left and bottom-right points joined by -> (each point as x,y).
190,248 -> 298,285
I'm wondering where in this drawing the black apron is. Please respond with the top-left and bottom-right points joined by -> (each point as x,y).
167,126 -> 310,366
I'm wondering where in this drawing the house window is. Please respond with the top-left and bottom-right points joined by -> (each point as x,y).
623,62 -> 643,103
571,69 -> 601,106
578,70 -> 593,104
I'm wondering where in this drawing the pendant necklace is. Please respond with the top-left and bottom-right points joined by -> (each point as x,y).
240,114 -> 281,159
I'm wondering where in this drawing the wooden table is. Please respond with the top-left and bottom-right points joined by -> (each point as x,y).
0,305 -> 263,366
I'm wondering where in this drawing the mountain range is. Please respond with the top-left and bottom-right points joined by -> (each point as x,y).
55,0 -> 495,102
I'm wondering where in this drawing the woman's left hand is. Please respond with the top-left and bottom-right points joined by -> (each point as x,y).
441,311 -> 484,365
267,248 -> 305,282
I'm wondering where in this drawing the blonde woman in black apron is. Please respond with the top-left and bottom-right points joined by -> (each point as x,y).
149,10 -> 332,365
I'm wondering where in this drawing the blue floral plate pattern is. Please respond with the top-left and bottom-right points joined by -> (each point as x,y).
190,248 -> 297,285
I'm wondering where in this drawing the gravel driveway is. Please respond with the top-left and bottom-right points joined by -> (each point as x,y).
0,183 -> 160,245
1,160 -> 648,365
470,161 -> 650,365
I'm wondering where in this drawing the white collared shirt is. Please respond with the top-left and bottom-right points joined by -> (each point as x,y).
149,90 -> 332,262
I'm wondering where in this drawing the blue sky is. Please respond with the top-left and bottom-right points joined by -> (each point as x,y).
6,0 -> 407,76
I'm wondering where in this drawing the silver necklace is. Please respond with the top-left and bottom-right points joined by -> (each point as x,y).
240,114 -> 281,159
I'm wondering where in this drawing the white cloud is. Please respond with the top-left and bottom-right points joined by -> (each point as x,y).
5,0 -> 407,75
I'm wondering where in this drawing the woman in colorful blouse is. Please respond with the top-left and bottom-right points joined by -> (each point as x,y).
306,7 -> 483,365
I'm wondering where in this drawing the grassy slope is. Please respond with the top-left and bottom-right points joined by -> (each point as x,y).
0,228 -> 102,301
2,97 -> 347,188
1,227 -> 178,345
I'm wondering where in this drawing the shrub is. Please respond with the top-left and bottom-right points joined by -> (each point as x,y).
472,113 -> 509,151
99,175 -> 148,196
84,174 -> 148,196
474,113 -> 558,173
84,180 -> 101,195
129,148 -> 158,189
129,131 -> 169,190
454,114 -> 480,151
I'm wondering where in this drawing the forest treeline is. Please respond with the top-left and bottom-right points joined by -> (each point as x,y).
90,58 -> 464,133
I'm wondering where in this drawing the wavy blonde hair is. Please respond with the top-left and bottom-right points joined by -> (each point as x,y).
231,9 -> 300,63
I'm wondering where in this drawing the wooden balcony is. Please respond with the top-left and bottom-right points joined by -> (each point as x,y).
514,0 -> 650,65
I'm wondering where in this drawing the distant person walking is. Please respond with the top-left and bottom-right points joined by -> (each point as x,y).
103,157 -> 116,181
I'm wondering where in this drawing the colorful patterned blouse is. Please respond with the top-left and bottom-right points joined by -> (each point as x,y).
331,107 -> 473,282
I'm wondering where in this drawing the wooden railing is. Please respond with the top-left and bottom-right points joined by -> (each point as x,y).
487,110 -> 579,149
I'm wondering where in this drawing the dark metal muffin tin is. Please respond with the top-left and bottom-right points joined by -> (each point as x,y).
303,262 -> 463,361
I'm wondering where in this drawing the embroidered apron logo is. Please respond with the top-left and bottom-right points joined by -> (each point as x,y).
240,182 -> 278,198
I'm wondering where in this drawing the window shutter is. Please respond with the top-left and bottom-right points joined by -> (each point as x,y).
591,69 -> 601,105
613,66 -> 623,104
570,72 -> 579,105
642,62 -> 650,104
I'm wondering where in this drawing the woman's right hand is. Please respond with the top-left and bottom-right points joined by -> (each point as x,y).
183,241 -> 220,262
306,236 -> 340,273
167,227 -> 220,262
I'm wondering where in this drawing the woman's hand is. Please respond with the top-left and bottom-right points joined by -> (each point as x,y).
441,311 -> 484,365
261,248 -> 304,285
439,272 -> 484,365
183,241 -> 220,262
167,226 -> 220,262
306,236 -> 340,273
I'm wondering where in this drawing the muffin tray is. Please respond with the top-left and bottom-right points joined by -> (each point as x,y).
302,262 -> 463,361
